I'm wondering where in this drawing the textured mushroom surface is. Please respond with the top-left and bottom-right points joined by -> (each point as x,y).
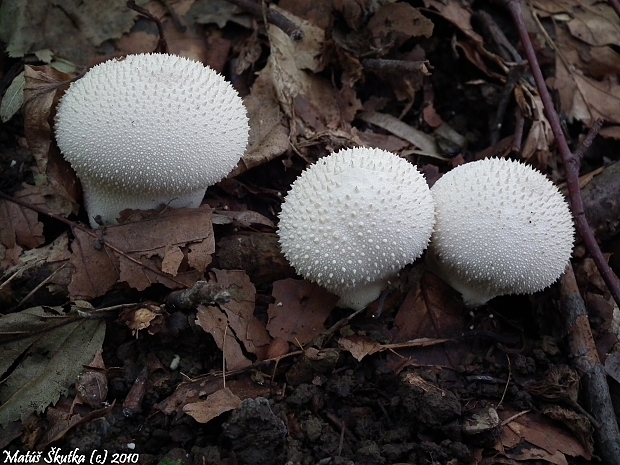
55,53 -> 249,227
278,147 -> 436,310
427,158 -> 574,307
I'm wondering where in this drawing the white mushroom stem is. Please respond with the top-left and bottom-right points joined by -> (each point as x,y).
82,184 -> 206,225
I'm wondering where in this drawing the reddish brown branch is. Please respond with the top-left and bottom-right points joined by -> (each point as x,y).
502,0 -> 620,309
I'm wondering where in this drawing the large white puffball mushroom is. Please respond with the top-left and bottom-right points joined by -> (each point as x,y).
55,53 -> 249,227
427,158 -> 575,307
278,147 -> 436,310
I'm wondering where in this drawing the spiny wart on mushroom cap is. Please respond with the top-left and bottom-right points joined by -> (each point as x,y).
54,53 -> 249,227
278,147 -> 436,310
426,157 -> 575,307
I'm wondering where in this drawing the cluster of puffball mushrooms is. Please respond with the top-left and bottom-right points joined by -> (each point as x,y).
54,53 -> 575,309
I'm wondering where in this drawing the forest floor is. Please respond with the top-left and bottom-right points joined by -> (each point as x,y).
1,1 -> 620,464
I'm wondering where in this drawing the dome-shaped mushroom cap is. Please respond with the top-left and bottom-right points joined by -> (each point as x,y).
55,53 -> 248,226
427,158 -> 575,307
278,147 -> 436,309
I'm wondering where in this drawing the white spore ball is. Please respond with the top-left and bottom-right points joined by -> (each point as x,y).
427,158 -> 575,307
55,53 -> 249,227
278,147 -> 436,310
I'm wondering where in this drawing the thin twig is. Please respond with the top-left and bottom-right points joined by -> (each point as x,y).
223,0 -> 304,41
502,0 -> 620,308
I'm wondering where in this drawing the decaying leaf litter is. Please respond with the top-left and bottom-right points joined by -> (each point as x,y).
0,0 -> 620,463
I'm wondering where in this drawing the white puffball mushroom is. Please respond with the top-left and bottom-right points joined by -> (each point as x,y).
426,158 -> 575,307
277,147 -> 436,310
55,53 -> 249,227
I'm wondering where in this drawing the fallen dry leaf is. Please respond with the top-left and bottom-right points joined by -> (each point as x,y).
0,191 -> 44,251
68,206 -> 214,300
338,335 -> 449,362
388,272 -> 466,368
196,304 -> 251,371
210,269 -> 271,358
267,279 -> 339,345
498,410 -> 592,463
367,2 -> 433,49
154,374 -> 270,417
195,269 -> 270,369
183,387 -> 242,424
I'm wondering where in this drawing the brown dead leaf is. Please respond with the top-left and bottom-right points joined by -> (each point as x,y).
119,305 -> 166,337
75,350 -> 107,409
338,335 -> 449,362
515,83 -> 554,169
423,0 -> 507,80
540,14 -> 620,131
68,206 -> 214,300
209,269 -> 271,358
37,399 -> 114,450
498,410 -> 592,462
388,272 -> 466,368
270,4 -> 327,73
23,66 -> 72,176
1,183 -> 77,253
196,304 -> 251,371
566,2 -> 620,47
161,245 -> 185,276
0,192 -> 44,250
23,65 -> 80,213
542,404 -> 595,456
267,279 -> 339,345
279,0 -> 333,30
154,374 -> 270,417
183,387 -> 242,424
423,0 -> 483,44
266,7 -> 353,137
195,269 -> 270,369
367,3 -> 433,49
235,65 -> 290,174
393,272 -> 465,342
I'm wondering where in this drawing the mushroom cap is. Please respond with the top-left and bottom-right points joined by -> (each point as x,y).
278,147 -> 436,309
427,158 -> 574,307
55,53 -> 248,226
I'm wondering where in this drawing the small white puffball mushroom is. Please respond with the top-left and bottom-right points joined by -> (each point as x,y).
426,158 -> 575,307
277,147 -> 436,310
55,53 -> 249,227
